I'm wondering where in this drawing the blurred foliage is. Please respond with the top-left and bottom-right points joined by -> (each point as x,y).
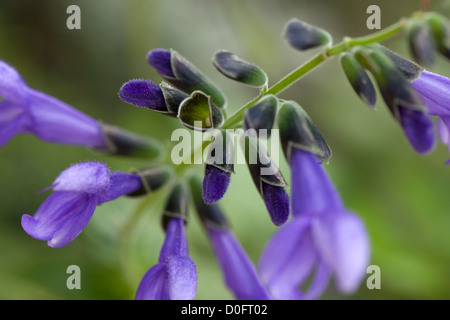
0,0 -> 450,300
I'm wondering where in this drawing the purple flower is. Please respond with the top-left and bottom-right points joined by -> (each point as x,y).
411,71 -> 450,117
206,226 -> 272,300
21,162 -> 142,248
0,61 -> 107,149
411,70 -> 450,161
397,106 -> 436,154
135,217 -> 197,300
190,173 -> 270,300
258,148 -> 370,299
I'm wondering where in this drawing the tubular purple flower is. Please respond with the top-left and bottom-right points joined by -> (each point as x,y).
0,61 -> 107,149
190,174 -> 270,299
135,217 -> 197,300
410,70 -> 450,161
207,226 -> 272,300
411,70 -> 450,117
259,148 -> 370,299
21,162 -> 142,248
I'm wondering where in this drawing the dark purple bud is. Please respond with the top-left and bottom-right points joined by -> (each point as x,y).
398,106 -> 435,154
241,134 -> 290,226
147,49 -> 175,78
202,165 -> 231,204
127,166 -> 173,197
119,79 -> 168,112
261,182 -> 289,226
244,95 -> 278,136
189,174 -> 230,230
354,47 -> 435,153
161,181 -> 189,230
427,13 -> 450,61
373,44 -> 424,81
278,101 -> 331,163
340,53 -> 377,107
100,124 -> 165,159
284,18 -> 332,51
212,50 -> 267,87
408,21 -> 435,68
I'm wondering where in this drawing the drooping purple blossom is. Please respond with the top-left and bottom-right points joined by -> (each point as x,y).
135,217 -> 197,300
397,106 -> 436,154
259,148 -> 370,299
411,70 -> 450,117
411,70 -> 450,161
207,226 -> 271,300
21,161 -> 142,248
0,61 -> 107,149
190,173 -> 270,300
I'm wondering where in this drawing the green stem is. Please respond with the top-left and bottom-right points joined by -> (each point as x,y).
221,17 -> 407,129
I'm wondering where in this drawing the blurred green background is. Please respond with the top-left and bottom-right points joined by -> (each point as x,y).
1,0 -> 450,300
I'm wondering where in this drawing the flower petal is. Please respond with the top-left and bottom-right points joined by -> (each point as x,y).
166,255 -> 197,300
290,148 -> 343,215
21,191 -> 97,248
258,216 -> 316,300
135,263 -> 169,300
411,70 -> 450,116
312,211 -> 370,294
0,61 -> 28,103
303,259 -> 331,300
208,228 -> 271,300
398,106 -> 435,154
53,162 -> 110,195
97,172 -> 141,204
0,101 -> 28,148
47,196 -> 97,248
26,89 -> 106,148
159,218 -> 189,261
438,116 -> 450,145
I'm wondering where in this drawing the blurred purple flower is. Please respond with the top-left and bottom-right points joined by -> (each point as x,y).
206,226 -> 271,300
21,162 -> 141,248
0,61 -> 107,149
259,149 -> 370,299
135,217 -> 197,300
411,70 -> 450,117
411,70 -> 450,162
